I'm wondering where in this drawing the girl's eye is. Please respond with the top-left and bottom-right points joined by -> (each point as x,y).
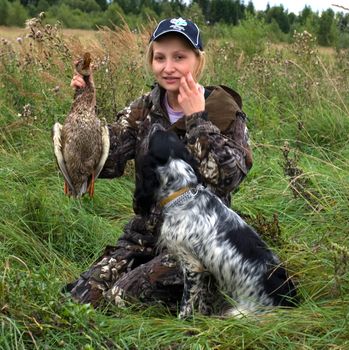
154,56 -> 164,61
174,55 -> 184,61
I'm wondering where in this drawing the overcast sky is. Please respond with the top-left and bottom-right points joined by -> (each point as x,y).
251,1 -> 347,14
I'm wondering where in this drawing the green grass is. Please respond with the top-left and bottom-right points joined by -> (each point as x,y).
1,18 -> 349,349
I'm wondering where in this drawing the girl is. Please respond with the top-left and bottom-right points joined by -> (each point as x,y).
66,17 -> 253,312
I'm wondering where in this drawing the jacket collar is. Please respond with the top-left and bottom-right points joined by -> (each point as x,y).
149,83 -> 166,116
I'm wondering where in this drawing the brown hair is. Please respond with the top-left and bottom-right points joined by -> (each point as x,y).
145,33 -> 206,81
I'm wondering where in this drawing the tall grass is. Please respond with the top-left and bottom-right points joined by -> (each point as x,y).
1,16 -> 348,349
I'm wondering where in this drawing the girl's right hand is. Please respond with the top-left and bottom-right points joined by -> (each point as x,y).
70,73 -> 86,89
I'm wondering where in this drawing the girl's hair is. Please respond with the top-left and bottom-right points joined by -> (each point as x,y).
145,33 -> 206,81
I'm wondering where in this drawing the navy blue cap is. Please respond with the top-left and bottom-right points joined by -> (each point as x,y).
150,17 -> 203,51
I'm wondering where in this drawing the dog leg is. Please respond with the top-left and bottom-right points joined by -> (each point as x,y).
178,267 -> 207,319
179,268 -> 195,319
196,272 -> 217,316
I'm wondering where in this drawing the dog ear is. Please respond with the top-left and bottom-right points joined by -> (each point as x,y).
148,130 -> 174,164
133,131 -> 177,216
133,154 -> 160,216
149,130 -> 202,183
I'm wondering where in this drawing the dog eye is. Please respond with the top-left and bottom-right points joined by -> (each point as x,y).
166,175 -> 174,185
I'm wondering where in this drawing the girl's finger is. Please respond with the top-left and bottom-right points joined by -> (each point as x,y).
71,76 -> 85,88
186,72 -> 197,91
178,83 -> 186,100
180,76 -> 191,94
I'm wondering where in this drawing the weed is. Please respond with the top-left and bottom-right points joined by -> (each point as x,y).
281,141 -> 322,211
0,13 -> 349,350
330,242 -> 349,298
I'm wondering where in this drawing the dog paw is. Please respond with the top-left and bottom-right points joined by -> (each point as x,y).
178,303 -> 193,320
221,306 -> 251,318
178,311 -> 189,320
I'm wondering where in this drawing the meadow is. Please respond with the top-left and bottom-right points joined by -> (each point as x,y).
0,16 -> 349,349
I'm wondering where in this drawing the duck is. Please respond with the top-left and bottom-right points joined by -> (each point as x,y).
52,53 -> 109,197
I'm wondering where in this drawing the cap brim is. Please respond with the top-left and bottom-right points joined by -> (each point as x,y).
151,30 -> 202,50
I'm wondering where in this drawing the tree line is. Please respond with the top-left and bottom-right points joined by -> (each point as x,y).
0,0 -> 348,48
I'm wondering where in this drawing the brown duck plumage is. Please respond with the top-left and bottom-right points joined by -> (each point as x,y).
52,53 -> 109,197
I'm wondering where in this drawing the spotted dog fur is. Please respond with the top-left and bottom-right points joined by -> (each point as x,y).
134,130 -> 298,318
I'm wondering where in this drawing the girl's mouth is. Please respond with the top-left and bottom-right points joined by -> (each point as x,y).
163,77 -> 179,84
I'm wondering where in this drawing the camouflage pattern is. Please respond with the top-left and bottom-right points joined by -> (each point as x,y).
65,84 -> 253,311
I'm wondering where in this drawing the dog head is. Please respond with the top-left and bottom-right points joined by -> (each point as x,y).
133,130 -> 200,216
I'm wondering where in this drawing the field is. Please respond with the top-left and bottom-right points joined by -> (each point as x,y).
1,17 -> 349,349
0,26 -> 99,44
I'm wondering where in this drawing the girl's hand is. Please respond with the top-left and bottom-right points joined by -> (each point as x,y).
70,61 -> 94,89
178,72 -> 205,116
70,73 -> 85,89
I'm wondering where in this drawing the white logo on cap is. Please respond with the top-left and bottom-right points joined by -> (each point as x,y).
170,18 -> 187,31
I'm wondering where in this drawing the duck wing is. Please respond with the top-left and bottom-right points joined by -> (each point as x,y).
52,122 -> 75,193
94,125 -> 110,180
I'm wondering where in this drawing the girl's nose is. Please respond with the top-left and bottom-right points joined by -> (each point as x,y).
164,60 -> 175,73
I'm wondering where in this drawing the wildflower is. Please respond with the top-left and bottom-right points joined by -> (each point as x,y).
25,18 -> 39,29
22,104 -> 32,118
35,31 -> 43,40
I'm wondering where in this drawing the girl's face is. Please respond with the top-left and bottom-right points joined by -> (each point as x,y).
151,35 -> 199,93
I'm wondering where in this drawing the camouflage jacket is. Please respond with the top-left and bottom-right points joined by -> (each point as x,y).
66,84 -> 253,307
100,83 -> 252,205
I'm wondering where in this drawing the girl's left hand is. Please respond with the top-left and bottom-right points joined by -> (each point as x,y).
178,72 -> 205,116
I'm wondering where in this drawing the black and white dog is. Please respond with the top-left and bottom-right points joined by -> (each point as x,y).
134,129 -> 297,318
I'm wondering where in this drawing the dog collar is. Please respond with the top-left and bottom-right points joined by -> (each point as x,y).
159,187 -> 190,207
160,185 -> 204,210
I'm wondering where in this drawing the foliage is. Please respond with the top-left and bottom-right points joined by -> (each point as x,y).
0,0 -> 9,26
183,2 -> 205,28
230,15 -> 279,56
0,12 -> 349,350
317,9 -> 338,46
1,0 -> 28,26
1,0 -> 349,48
265,5 -> 290,33
101,2 -> 125,28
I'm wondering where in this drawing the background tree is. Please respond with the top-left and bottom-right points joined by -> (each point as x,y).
184,2 -> 205,27
102,2 -> 125,27
63,0 -> 101,13
7,0 -> 29,26
159,1 -> 175,18
0,0 -> 9,25
337,12 -> 349,48
0,0 -> 346,49
193,0 -> 210,22
95,0 -> 107,11
169,0 -> 185,15
317,8 -> 337,46
19,0 -> 38,5
265,5 -> 290,33
299,5 -> 312,25
114,0 -> 137,14
246,0 -> 254,15
36,0 -> 50,12
288,12 -> 296,28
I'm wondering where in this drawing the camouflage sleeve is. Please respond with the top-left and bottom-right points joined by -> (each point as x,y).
185,111 -> 252,195
99,94 -> 151,178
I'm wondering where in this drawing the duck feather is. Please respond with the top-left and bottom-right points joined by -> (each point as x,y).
52,53 -> 110,197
